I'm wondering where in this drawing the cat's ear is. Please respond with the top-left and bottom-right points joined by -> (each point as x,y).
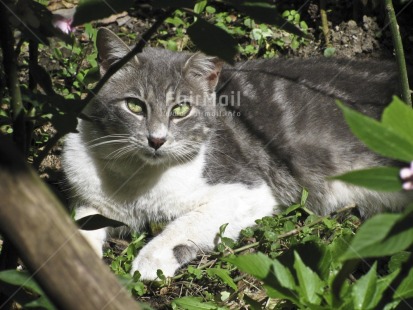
96,28 -> 137,76
183,53 -> 224,92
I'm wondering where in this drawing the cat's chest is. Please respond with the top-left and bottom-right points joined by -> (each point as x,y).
107,148 -> 210,220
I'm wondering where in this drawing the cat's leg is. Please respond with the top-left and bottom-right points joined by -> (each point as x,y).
131,183 -> 277,280
74,206 -> 107,257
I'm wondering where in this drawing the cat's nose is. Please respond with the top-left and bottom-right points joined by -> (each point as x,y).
148,136 -> 166,150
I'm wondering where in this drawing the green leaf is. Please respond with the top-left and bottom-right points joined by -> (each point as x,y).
0,270 -> 43,295
24,296 -> 56,310
331,166 -> 402,192
224,252 -> 272,279
372,271 -> 398,308
76,214 -> 127,230
187,18 -> 237,64
171,296 -> 219,310
394,267 -> 413,299
73,0 -> 135,26
293,251 -> 323,305
270,259 -> 296,288
352,262 -> 377,310
381,96 -> 413,143
194,0 -> 207,14
207,268 -> 237,290
324,47 -> 336,57
341,208 -> 413,260
388,251 -> 411,273
337,101 -> 413,162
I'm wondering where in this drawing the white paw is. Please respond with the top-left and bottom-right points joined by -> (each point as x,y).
131,245 -> 180,281
79,228 -> 106,257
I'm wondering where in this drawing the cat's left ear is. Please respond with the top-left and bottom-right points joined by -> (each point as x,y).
183,53 -> 224,92
96,27 -> 137,76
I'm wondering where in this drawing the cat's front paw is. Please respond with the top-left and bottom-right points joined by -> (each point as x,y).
131,243 -> 197,280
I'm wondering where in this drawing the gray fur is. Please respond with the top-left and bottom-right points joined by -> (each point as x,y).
173,245 -> 198,265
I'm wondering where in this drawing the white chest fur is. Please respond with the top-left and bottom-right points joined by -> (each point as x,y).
63,133 -> 210,228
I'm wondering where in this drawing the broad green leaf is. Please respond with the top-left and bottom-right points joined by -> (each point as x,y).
371,271 -> 399,308
284,203 -> 301,215
271,259 -> 296,290
207,268 -> 237,290
0,270 -> 43,295
76,214 -> 126,230
224,252 -> 272,279
331,167 -> 402,192
194,0 -> 207,14
171,296 -> 219,310
187,18 -> 237,64
226,253 -> 299,302
341,213 -> 399,260
73,0 -> 135,26
337,101 -> 413,162
394,267 -> 413,299
388,251 -> 411,273
260,261 -> 300,304
341,209 -> 413,260
24,296 -> 56,310
293,251 -> 323,305
381,97 -> 413,143
352,262 -> 377,310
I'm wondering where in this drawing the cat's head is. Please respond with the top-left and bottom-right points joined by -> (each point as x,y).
83,28 -> 223,165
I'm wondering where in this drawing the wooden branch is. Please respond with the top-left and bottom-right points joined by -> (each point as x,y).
0,136 -> 140,310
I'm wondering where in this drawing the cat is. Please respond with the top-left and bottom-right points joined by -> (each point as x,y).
61,27 -> 412,280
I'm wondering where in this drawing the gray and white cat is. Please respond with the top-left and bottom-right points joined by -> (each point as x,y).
62,28 -> 411,280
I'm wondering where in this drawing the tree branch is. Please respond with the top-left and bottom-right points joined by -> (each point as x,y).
0,136 -> 141,310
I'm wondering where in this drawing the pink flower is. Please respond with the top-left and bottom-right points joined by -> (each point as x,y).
52,15 -> 73,34
400,162 -> 413,190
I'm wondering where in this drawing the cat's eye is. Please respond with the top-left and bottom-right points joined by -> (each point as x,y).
171,102 -> 191,118
126,98 -> 145,115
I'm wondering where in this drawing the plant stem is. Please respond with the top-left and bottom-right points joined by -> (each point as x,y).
385,0 -> 412,106
320,0 -> 330,47
0,0 -> 26,152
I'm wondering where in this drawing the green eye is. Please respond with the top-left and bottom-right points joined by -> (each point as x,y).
171,102 -> 191,118
126,98 -> 145,114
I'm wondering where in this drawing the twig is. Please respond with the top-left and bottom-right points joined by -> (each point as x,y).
385,0 -> 412,106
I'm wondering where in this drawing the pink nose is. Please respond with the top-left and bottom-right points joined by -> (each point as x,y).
148,136 -> 166,150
